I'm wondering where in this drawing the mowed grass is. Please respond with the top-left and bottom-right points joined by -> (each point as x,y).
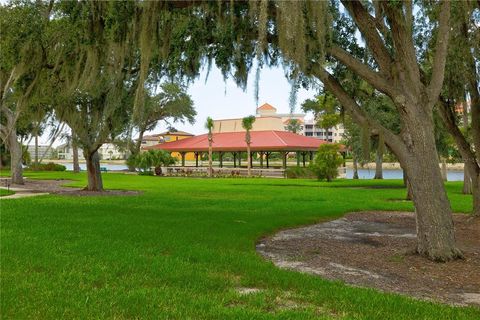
0,188 -> 14,197
1,171 -> 478,319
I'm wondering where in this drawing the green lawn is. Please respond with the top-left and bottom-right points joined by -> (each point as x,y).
1,172 -> 478,319
0,188 -> 15,197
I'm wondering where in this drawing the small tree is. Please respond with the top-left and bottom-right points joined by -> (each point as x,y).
205,117 -> 214,177
242,115 -> 256,176
310,144 -> 343,182
125,83 -> 195,171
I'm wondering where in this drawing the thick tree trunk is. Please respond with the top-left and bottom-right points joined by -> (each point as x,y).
85,150 -> 103,191
400,122 -> 461,261
353,154 -> 359,179
313,0 -> 458,261
9,129 -> 24,185
407,160 -> 460,260
373,144 -> 383,179
72,139 -> 80,173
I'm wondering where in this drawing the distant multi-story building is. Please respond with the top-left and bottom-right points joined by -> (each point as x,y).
57,142 -> 126,160
212,102 -> 345,142
26,145 -> 56,160
57,143 -> 84,160
303,119 -> 345,143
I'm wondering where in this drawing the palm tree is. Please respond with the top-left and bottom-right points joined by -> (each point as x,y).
242,115 -> 256,176
205,117 -> 214,177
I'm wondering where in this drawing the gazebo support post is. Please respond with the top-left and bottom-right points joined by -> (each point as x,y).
302,152 -> 306,167
250,152 -> 253,168
296,152 -> 300,167
281,152 -> 287,169
266,152 -> 270,168
194,152 -> 199,167
309,151 -> 313,161
180,152 -> 186,167
238,152 -> 241,167
233,152 -> 237,168
259,152 -> 264,168
219,152 -> 223,168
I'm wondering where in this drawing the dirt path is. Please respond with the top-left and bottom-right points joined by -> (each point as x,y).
0,179 -> 140,197
257,211 -> 480,307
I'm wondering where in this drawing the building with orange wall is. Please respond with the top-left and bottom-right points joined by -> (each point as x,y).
141,131 -> 196,161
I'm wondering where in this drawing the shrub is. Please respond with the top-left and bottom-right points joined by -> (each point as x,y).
310,144 -> 343,182
285,166 -> 316,179
132,150 -> 175,175
28,162 -> 66,171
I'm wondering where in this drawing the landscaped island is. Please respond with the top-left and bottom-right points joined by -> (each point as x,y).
1,171 -> 478,319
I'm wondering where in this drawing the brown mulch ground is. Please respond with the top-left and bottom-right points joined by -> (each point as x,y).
7,179 -> 141,197
257,211 -> 480,306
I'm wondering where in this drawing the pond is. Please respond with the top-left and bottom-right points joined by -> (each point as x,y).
345,168 -> 464,181
59,162 -> 465,181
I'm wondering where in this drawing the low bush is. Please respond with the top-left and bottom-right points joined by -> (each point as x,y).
130,150 -> 176,175
27,162 -> 66,171
310,144 -> 343,182
285,166 -> 316,179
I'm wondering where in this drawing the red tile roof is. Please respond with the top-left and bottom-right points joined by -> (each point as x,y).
257,103 -> 277,111
144,130 -> 330,152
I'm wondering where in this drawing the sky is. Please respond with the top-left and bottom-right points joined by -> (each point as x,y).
155,65 -> 318,136
38,65 -> 319,146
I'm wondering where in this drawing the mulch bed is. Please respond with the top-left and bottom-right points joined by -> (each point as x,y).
9,179 -> 141,197
257,211 -> 480,306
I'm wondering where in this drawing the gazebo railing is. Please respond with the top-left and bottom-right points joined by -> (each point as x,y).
161,166 -> 286,178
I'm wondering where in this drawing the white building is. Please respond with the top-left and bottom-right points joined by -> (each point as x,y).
57,143 -> 125,160
26,145 -> 56,160
97,144 -> 126,160
303,119 -> 345,143
57,143 -> 84,160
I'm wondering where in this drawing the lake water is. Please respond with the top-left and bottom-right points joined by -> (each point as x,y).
345,168 -> 464,181
59,162 -> 465,181
61,163 -> 129,171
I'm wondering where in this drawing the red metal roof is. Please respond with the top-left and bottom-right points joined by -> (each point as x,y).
144,130 -> 330,152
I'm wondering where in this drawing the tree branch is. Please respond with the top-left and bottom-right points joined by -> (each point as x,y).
327,45 -> 397,96
372,1 -> 389,39
341,0 -> 392,74
1,67 -> 19,103
381,2 -> 423,95
437,99 -> 477,165
427,1 -> 451,103
312,65 -> 407,159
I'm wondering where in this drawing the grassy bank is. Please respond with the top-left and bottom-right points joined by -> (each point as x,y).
1,171 -> 478,319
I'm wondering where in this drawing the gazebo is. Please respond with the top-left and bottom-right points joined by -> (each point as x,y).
145,130 -> 331,169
